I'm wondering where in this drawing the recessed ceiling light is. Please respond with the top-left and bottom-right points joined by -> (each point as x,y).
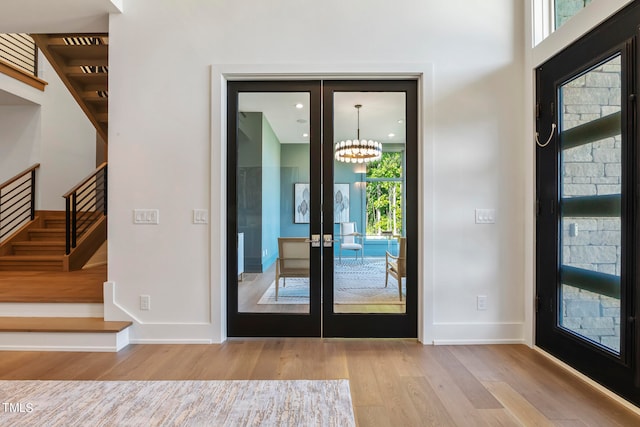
295,103 -> 304,109
303,133 -> 309,137
398,119 -> 404,124
388,133 -> 395,138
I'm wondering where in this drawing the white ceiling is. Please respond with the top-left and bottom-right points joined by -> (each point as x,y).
0,0 -> 120,33
239,91 -> 406,145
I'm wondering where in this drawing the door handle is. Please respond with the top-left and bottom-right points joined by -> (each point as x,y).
323,234 -> 336,247
305,234 -> 321,247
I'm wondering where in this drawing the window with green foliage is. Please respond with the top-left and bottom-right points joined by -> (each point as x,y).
365,151 -> 404,236
555,0 -> 593,29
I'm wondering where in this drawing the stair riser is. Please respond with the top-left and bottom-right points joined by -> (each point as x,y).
0,330 -> 129,352
44,220 -> 66,228
12,247 -> 65,256
0,262 -> 63,271
28,232 -> 66,241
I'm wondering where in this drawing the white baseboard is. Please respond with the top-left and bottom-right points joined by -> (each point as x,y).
431,322 -> 524,345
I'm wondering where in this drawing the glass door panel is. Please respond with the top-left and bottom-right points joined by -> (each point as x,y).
331,92 -> 407,314
236,92 -> 311,315
559,55 -> 622,354
322,80 -> 417,338
227,81 -> 321,337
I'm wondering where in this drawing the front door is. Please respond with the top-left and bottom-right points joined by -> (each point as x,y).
227,79 -> 418,338
536,2 -> 640,405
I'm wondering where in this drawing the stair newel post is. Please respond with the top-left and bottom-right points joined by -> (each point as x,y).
30,168 -> 36,221
65,196 -> 71,255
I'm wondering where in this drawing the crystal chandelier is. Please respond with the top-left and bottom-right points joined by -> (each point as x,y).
334,104 -> 382,163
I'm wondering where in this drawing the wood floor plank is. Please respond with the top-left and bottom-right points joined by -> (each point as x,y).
432,346 -> 504,410
483,380 -> 555,426
402,343 -> 491,426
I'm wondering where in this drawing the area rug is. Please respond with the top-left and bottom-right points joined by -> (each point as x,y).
0,379 -> 355,427
257,258 -> 405,305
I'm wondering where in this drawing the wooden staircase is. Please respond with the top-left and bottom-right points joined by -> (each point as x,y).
0,35 -> 128,352
0,211 -> 106,272
31,33 -> 108,143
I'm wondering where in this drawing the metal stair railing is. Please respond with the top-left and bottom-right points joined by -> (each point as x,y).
63,163 -> 107,255
0,164 -> 40,242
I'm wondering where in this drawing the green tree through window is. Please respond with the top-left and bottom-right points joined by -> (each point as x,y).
365,152 -> 403,236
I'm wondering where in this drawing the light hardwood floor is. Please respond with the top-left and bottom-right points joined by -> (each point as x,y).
0,341 -> 637,426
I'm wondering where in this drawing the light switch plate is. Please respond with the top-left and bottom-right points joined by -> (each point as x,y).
193,209 -> 208,224
475,208 -> 495,224
133,209 -> 159,224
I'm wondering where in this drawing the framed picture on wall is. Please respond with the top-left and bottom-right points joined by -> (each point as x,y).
334,183 -> 349,223
294,183 -> 310,223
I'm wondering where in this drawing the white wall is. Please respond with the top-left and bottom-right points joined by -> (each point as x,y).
37,58 -> 97,210
0,56 -> 96,211
108,0 -> 526,344
0,105 -> 40,183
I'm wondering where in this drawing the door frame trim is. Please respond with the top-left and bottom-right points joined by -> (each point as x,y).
209,63 -> 435,343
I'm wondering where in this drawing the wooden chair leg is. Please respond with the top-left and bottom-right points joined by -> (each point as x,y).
398,277 -> 402,301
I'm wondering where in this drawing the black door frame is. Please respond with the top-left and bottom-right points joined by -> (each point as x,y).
535,1 -> 639,404
226,80 -> 323,337
226,79 -> 418,338
322,80 -> 418,338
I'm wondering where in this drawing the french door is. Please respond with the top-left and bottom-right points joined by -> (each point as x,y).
536,2 -> 639,405
226,79 -> 418,338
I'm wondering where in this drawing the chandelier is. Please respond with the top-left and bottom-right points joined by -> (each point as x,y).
334,104 -> 382,163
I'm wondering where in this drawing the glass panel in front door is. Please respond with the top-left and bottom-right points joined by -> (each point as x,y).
332,92 -> 407,314
559,54 -> 622,353
237,92 -> 310,314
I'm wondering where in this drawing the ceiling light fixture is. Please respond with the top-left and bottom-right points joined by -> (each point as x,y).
334,104 -> 382,163
295,103 -> 304,109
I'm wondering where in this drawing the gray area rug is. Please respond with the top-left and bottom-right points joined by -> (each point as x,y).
0,379 -> 355,426
258,258 -> 405,305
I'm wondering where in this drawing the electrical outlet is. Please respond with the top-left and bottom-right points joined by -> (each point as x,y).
133,209 -> 159,224
477,295 -> 487,311
140,295 -> 151,310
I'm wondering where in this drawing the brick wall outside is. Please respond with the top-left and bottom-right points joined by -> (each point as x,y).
555,0 -> 593,28
559,55 -> 621,352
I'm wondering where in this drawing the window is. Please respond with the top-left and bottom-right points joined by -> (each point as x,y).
365,151 -> 404,236
555,0 -> 593,29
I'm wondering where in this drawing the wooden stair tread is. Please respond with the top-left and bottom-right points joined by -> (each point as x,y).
0,317 -> 131,333
48,44 -> 109,60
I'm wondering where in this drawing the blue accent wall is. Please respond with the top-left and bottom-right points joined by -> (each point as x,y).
261,116 -> 281,270
280,144 -> 310,237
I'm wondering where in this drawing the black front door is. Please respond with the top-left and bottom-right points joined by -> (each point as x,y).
536,2 -> 639,405
227,79 -> 418,339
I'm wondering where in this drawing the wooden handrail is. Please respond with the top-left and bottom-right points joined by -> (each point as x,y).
0,164 -> 40,190
63,162 -> 107,198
